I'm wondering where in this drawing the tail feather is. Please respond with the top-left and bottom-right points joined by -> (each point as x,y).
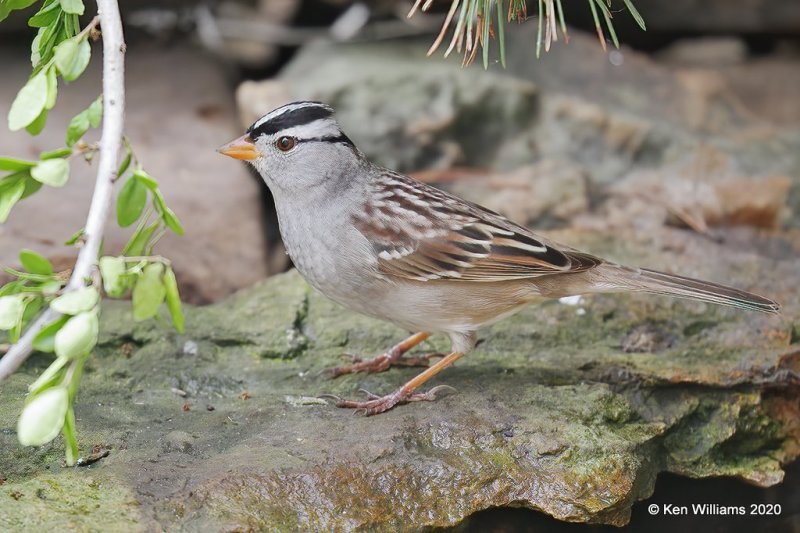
629,267 -> 780,314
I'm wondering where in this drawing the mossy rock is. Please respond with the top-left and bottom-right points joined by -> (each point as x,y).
1,224 -> 797,531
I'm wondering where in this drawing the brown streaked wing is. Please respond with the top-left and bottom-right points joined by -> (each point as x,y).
352,169 -> 603,282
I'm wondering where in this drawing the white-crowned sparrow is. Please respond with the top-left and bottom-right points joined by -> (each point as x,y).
218,101 -> 780,415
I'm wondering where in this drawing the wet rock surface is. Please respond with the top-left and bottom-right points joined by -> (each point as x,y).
1,234 -> 797,530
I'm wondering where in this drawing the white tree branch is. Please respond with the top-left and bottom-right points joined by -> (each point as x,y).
0,0 -> 125,383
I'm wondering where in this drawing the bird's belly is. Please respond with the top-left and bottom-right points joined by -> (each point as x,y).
322,278 -> 540,334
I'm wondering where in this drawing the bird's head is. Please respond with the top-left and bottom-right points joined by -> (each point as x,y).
217,101 -> 359,195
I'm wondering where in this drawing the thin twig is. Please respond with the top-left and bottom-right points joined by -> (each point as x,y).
0,0 -> 125,383
78,15 -> 101,39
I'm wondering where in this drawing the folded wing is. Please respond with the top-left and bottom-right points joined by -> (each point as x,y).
353,170 -> 602,282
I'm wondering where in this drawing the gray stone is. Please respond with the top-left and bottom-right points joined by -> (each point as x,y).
163,430 -> 194,453
237,30 -> 800,227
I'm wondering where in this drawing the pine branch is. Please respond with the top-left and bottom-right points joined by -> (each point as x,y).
410,0 -> 646,68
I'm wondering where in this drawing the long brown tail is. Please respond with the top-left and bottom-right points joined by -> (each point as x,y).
622,267 -> 780,314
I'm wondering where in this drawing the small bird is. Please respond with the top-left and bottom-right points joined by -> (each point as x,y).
218,101 -> 780,415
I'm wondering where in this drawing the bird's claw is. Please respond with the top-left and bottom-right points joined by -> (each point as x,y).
321,385 -> 457,416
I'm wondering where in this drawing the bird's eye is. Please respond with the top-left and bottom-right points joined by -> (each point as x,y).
275,136 -> 296,152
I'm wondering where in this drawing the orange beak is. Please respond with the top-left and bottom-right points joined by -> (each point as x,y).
217,134 -> 259,160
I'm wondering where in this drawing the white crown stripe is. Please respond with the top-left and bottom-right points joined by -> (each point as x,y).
277,119 -> 341,140
251,102 -> 332,132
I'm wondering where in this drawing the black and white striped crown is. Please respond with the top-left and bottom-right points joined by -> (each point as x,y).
247,101 -> 352,146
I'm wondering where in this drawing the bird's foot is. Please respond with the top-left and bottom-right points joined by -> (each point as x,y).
326,332 -> 435,378
328,351 -> 443,377
320,385 -> 456,416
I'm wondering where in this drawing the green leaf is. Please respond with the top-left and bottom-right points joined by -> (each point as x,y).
133,170 -> 158,190
35,11 -> 60,64
30,27 -> 44,66
123,222 -> 158,256
54,311 -> 98,359
0,280 -> 24,297
59,0 -> 83,15
0,156 -> 36,171
40,280 -> 63,295
21,175 -> 43,199
21,293 -> 43,319
31,158 -> 70,187
99,256 -> 128,298
55,37 -> 92,81
50,286 -> 99,315
64,227 -> 84,245
132,263 -> 166,321
162,207 -> 184,235
87,96 -> 102,127
28,353 -> 69,392
45,65 -> 57,109
66,109 -> 89,146
0,177 -> 26,222
63,406 -> 79,466
19,249 -> 53,275
17,386 -> 69,447
163,267 -> 184,334
117,150 -> 132,178
0,0 -> 39,23
8,276 -> 44,342
66,95 -> 101,146
67,12 -> 79,37
53,38 -> 78,75
0,294 -> 25,330
1,169 -> 34,197
8,70 -> 48,131
62,39 -> 90,82
25,107 -> 48,135
32,316 -> 70,354
41,147 -> 73,159
153,190 -> 184,235
27,0 -> 60,27
117,176 -> 148,227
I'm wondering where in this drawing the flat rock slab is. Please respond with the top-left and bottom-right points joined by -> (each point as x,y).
1,226 -> 797,530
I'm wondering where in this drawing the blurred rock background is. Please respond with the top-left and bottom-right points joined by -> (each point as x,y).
0,1 -> 798,529
1,0 -> 798,304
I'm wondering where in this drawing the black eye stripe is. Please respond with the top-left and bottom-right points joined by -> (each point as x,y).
271,134 -> 355,153
299,133 -> 354,146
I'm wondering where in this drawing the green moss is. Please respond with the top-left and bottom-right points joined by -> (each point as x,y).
0,472 -> 143,531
